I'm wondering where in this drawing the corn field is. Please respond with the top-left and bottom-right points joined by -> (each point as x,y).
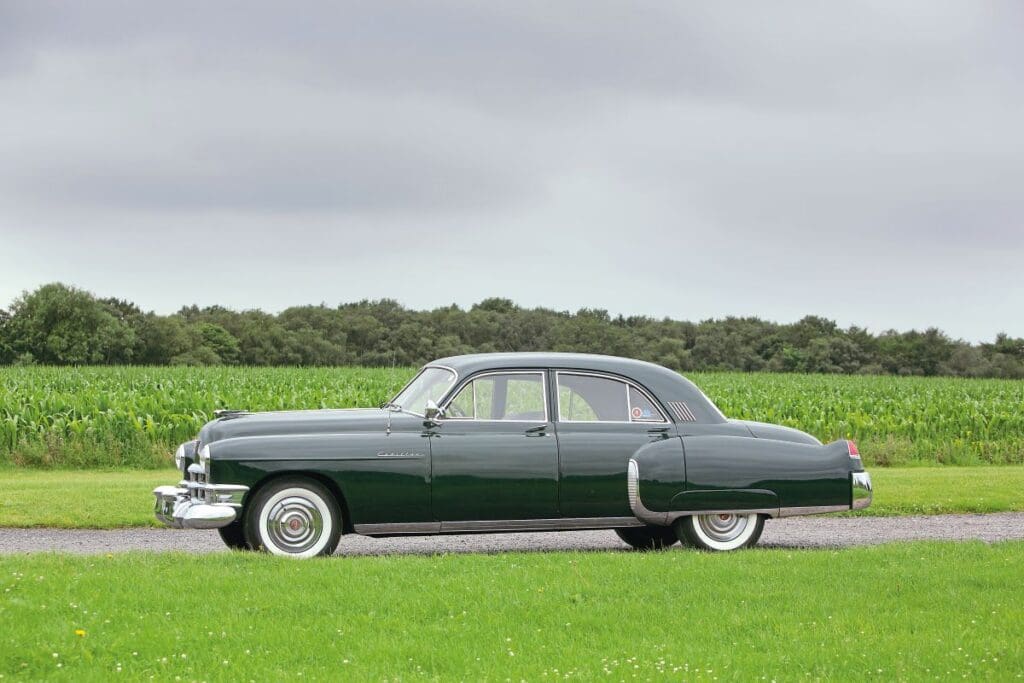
693,372 -> 1024,467
0,366 -> 1022,468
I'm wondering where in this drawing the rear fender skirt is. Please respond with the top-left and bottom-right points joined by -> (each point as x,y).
628,459 -> 851,525
669,489 -> 779,512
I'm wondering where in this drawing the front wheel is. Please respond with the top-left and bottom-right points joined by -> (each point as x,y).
674,513 -> 764,551
615,525 -> 679,550
244,477 -> 342,558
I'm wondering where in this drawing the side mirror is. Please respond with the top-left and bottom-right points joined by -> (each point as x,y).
424,400 -> 445,420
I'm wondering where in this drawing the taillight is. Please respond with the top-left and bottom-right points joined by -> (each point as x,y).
847,440 -> 860,458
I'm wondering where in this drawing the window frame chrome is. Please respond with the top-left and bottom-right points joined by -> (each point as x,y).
439,370 -> 550,424
554,370 -> 668,424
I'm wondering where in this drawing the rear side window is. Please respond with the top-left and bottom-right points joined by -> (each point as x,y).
557,372 -> 666,423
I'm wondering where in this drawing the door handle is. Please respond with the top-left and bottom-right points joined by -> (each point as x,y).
647,427 -> 670,439
525,425 -> 547,437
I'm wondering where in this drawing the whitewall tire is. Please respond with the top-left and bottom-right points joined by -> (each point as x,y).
244,477 -> 342,558
675,513 -> 764,551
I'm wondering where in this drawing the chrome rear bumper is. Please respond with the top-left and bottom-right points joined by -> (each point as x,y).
852,471 -> 873,510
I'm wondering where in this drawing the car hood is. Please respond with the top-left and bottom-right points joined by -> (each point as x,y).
730,419 -> 821,445
198,408 -> 387,445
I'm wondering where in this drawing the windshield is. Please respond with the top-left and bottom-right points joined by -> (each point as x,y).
390,367 -> 457,415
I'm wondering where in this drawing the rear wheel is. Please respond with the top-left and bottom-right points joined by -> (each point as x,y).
217,520 -> 251,550
244,477 -> 342,558
615,525 -> 679,550
675,513 -> 764,551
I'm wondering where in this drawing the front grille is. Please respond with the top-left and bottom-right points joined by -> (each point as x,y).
189,467 -> 208,502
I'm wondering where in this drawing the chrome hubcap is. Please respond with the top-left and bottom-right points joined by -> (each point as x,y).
697,513 -> 748,543
265,495 -> 323,553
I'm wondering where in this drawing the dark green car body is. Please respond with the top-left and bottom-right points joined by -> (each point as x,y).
160,353 -> 871,537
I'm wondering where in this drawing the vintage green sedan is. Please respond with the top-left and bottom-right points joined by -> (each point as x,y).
154,353 -> 872,557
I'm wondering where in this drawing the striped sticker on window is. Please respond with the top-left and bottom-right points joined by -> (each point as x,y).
667,401 -> 697,422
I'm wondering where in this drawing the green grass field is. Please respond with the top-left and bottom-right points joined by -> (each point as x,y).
1,542 -> 1021,680
2,466 -> 1022,529
1,366 -> 1023,468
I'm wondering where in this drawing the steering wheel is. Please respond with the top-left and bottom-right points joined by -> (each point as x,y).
447,402 -> 468,418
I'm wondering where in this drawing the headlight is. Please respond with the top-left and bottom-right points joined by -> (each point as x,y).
199,444 -> 211,475
174,444 -> 185,470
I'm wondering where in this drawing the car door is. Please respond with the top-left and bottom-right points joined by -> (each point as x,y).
429,371 -> 559,522
553,371 -> 674,518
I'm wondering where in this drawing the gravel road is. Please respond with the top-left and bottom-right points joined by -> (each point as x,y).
1,513 -> 1022,555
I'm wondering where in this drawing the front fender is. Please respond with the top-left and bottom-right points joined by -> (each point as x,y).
204,433 -> 432,527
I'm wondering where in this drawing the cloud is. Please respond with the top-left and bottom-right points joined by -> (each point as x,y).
0,1 -> 1022,341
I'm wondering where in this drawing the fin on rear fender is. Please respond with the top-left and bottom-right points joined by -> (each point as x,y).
824,438 -> 863,463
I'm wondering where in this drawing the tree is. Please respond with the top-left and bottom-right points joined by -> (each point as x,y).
135,314 -> 193,364
0,307 -> 13,364
196,323 -> 241,365
987,333 -> 1024,360
1,282 -> 1021,378
4,283 -> 135,364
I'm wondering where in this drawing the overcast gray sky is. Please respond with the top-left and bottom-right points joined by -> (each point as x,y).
1,2 -> 1021,342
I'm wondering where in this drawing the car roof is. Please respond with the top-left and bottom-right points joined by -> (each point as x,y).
429,352 -> 671,378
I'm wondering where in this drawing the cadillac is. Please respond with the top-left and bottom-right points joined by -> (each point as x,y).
154,353 -> 872,557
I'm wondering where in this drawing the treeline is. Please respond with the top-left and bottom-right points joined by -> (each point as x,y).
1,283 -> 1022,378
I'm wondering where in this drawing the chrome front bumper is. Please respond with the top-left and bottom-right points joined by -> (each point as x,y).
153,464 -> 249,530
852,471 -> 873,510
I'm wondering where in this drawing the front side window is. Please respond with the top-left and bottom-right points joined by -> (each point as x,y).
390,367 -> 457,416
447,382 -> 475,418
444,372 -> 547,421
557,373 -> 666,423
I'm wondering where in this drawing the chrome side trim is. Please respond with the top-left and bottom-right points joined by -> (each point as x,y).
777,505 -> 849,517
352,517 -> 643,536
353,522 -> 442,535
852,471 -> 873,510
648,507 -> 778,523
627,460 -> 640,511
627,459 -> 680,524
441,517 -> 642,533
